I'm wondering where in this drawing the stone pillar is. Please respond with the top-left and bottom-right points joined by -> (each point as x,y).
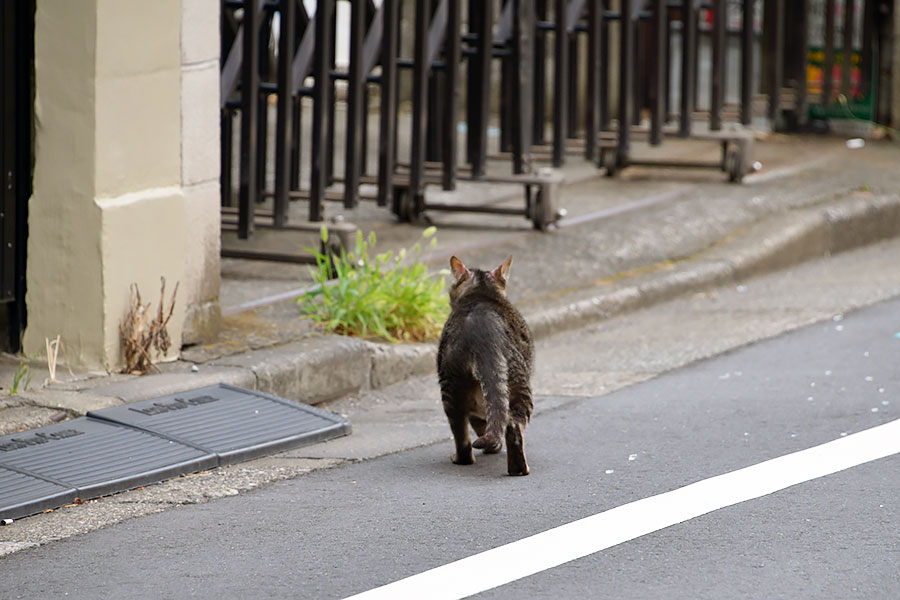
180,0 -> 222,344
25,0 -> 219,369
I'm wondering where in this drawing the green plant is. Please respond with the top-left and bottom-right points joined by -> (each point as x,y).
298,226 -> 449,342
10,361 -> 32,395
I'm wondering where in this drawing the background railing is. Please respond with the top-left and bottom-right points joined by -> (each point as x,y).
220,0 -> 884,261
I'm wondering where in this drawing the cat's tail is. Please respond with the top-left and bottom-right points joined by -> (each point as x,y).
472,352 -> 507,454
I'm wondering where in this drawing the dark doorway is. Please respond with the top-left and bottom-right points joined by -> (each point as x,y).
0,0 -> 33,352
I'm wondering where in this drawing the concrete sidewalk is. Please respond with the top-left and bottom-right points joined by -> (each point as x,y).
2,133 -> 899,437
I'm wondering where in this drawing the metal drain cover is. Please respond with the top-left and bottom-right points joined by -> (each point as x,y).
0,418 -> 217,505
0,466 -> 76,520
88,384 -> 351,465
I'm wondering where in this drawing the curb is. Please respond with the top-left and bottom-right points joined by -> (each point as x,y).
526,193 -> 900,338
16,193 -> 900,419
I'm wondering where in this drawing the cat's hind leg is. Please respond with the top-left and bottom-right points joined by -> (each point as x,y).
505,421 -> 529,476
506,379 -> 533,476
441,380 -> 476,465
471,362 -> 507,454
469,388 -> 501,454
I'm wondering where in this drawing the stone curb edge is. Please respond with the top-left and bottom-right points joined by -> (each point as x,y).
29,193 -> 900,415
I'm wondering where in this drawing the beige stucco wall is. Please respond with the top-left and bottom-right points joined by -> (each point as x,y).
180,0 -> 222,344
26,1 -> 104,365
26,0 -> 220,369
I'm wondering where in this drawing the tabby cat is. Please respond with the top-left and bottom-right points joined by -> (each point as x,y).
436,256 -> 534,476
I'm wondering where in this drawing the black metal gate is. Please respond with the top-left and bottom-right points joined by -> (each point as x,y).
0,0 -> 33,351
219,0 -> 886,262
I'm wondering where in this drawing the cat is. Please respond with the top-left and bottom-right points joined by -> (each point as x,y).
436,256 -> 535,476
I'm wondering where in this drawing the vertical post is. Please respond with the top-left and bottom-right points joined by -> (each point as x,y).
427,0 -> 446,160
679,0 -> 697,137
534,0 -> 548,144
796,0 -> 809,127
633,16 -> 644,127
617,0 -> 634,167
710,0 -> 726,131
824,0 -> 835,108
500,43 -> 514,152
740,0 -> 754,125
443,0 -> 462,190
553,0 -> 569,167
309,0 -> 334,222
377,0 -> 399,207
649,0 -> 666,144
860,0 -> 873,99
512,0 -> 535,174
767,0 -> 784,125
274,0 -> 295,227
468,0 -> 493,177
568,30 -> 579,137
256,16 -> 272,201
290,96 -> 301,191
664,1 -> 672,120
238,0 -> 260,238
326,7 -> 338,187
221,110 -> 233,206
343,0 -> 365,209
840,0 -> 852,100
410,0 -> 430,212
600,0 -> 610,130
585,0 -> 601,160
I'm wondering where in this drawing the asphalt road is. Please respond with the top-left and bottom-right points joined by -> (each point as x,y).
2,291 -> 898,598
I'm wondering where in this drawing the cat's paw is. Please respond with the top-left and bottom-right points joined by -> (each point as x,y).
507,463 -> 530,476
472,434 -> 502,454
451,452 -> 475,465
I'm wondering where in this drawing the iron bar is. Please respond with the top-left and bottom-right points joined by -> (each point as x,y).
553,0 -> 569,167
585,0 -> 601,160
221,110 -> 234,206
649,0 -> 666,145
290,95 -> 301,190
710,0 -> 726,130
273,0 -> 295,227
422,203 -> 527,216
343,0 -> 366,209
377,0 -> 399,207
237,0 -> 260,238
617,0 -> 634,167
409,0 -> 431,213
860,0 -> 873,98
309,0 -> 334,222
511,0 -> 535,174
766,0 -> 784,124
443,0 -> 461,190
824,0 -> 835,108
740,0 -> 753,125
534,0 -> 548,144
680,0 -> 697,137
325,6 -> 337,187
840,0 -> 852,100
568,32 -> 579,137
600,0 -> 610,130
468,0 -> 493,177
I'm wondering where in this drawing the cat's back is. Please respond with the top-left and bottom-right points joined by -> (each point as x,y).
443,294 -> 532,360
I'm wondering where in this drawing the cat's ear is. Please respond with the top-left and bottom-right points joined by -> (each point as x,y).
491,256 -> 513,285
450,256 -> 471,283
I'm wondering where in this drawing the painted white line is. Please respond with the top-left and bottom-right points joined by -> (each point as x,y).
344,419 -> 900,600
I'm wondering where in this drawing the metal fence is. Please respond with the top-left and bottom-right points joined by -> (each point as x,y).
220,0 -> 881,262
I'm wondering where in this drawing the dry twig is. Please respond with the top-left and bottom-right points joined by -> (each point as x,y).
120,278 -> 179,375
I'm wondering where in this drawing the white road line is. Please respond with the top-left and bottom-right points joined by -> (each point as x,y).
344,418 -> 900,600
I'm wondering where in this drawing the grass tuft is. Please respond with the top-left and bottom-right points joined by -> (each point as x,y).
297,227 -> 449,342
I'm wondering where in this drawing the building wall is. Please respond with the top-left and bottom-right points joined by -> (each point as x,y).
24,0 -> 221,369
180,0 -> 222,344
